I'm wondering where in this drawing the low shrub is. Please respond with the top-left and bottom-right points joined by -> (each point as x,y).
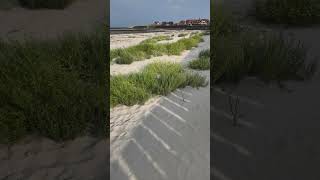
19,0 -> 74,9
110,62 -> 207,107
254,0 -> 320,25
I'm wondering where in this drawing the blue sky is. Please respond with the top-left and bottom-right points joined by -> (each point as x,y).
110,0 -> 210,27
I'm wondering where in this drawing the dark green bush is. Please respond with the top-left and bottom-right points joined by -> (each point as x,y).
19,0 -> 74,9
0,28 -> 108,144
255,0 -> 320,25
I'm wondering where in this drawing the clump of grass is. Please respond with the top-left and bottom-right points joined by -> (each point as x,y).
110,62 -> 207,107
189,49 -> 210,70
0,28 -> 108,144
212,30 -> 317,83
18,0 -> 74,9
189,57 -> 210,70
111,34 -> 203,64
254,0 -> 320,25
199,49 -> 210,58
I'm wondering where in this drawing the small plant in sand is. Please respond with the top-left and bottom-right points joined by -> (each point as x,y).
254,0 -> 320,25
228,94 -> 240,126
189,49 -> 210,70
110,62 -> 207,107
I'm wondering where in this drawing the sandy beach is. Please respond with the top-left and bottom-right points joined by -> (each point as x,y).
212,0 -> 320,179
110,32 -> 210,179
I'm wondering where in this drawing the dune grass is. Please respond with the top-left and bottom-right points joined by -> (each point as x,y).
254,0 -> 320,25
0,28 -> 108,144
141,35 -> 173,44
212,30 -> 317,83
189,49 -> 210,70
110,34 -> 203,64
110,62 -> 207,107
18,0 -> 74,9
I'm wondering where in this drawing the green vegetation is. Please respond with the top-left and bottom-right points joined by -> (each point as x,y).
0,28 -> 107,144
111,34 -> 203,64
111,62 -> 207,107
212,30 -> 317,83
141,35 -> 173,44
254,0 -> 320,25
19,0 -> 74,9
189,49 -> 210,70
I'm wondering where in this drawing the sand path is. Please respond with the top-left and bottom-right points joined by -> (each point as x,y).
110,36 -> 210,180
212,1 -> 320,179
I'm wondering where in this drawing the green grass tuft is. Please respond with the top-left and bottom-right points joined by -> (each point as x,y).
189,49 -> 210,70
0,28 -> 108,144
110,62 -> 207,107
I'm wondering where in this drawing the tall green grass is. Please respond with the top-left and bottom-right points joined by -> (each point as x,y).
254,0 -> 320,25
111,62 -> 207,107
189,49 -> 210,70
110,34 -> 203,64
212,30 -> 317,83
0,28 -> 108,144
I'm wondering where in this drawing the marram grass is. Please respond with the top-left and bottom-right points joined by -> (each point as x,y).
111,62 -> 207,107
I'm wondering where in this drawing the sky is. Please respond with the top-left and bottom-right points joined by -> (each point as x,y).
110,0 -> 210,27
